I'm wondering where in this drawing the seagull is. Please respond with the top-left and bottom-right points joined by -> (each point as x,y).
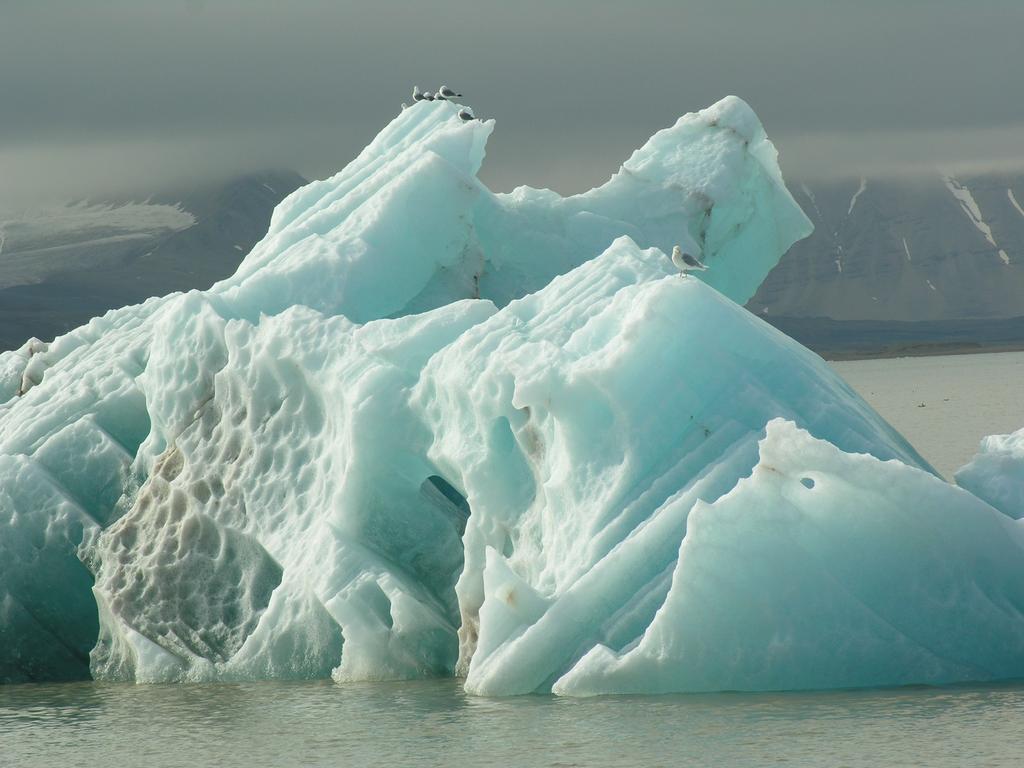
438,85 -> 462,99
458,109 -> 474,121
423,91 -> 436,101
401,103 -> 409,111
671,245 -> 708,276
413,86 -> 425,102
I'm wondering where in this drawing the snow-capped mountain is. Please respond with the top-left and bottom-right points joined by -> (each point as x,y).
0,170 -> 306,350
748,173 -> 1024,323
0,201 -> 197,290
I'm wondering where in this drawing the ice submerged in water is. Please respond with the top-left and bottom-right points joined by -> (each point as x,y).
4,96 -> 1024,695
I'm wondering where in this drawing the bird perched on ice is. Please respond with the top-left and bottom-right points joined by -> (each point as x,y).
458,108 -> 474,121
671,245 -> 708,276
422,91 -> 436,101
412,86 -> 425,102
400,103 -> 409,111
438,85 -> 462,99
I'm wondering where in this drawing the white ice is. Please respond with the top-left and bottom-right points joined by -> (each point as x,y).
957,428 -> 1024,521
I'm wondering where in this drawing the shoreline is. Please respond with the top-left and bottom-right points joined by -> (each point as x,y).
822,342 -> 1024,362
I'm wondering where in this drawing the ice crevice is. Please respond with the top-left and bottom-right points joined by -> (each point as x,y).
4,96 -> 1024,694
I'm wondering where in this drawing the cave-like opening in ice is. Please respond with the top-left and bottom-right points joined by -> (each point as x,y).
419,475 -> 471,537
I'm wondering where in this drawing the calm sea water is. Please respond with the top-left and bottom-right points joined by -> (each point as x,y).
833,350 -> 1024,479
5,679 -> 1024,768
5,352 -> 1024,767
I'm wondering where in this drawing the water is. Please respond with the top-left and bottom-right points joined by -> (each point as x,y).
833,350 -> 1024,479
6,351 -> 1024,766
4,678 -> 1024,768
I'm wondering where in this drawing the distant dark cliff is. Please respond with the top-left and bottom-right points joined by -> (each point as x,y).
749,173 -> 1024,322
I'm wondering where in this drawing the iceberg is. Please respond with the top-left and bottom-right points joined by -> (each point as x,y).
553,419 -> 1024,696
3,95 -> 1023,694
956,429 -> 1024,521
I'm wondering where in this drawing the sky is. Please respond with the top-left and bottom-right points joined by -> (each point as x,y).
2,0 -> 1024,205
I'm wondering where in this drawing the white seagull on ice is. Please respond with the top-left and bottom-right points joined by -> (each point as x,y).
671,245 -> 708,276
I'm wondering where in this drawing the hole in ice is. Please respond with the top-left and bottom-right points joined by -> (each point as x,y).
420,475 -> 471,535
371,587 -> 394,630
800,477 -> 815,489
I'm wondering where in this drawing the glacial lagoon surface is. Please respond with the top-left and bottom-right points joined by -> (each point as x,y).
832,350 -> 1024,479
5,350 -> 1024,767
5,678 -> 1024,768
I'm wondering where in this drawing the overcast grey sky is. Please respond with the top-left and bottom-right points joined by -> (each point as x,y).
2,0 -> 1023,205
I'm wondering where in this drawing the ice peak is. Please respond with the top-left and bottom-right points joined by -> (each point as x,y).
201,95 -> 811,327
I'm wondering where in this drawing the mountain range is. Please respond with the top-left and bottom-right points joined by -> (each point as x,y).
745,172 -> 1024,354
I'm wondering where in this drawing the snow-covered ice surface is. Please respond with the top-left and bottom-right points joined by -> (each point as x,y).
0,201 -> 195,290
943,175 -> 1011,265
1008,188 -> 1024,220
5,96 -> 1024,695
847,177 -> 866,216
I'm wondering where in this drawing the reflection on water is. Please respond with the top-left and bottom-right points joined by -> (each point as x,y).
4,679 -> 1024,767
